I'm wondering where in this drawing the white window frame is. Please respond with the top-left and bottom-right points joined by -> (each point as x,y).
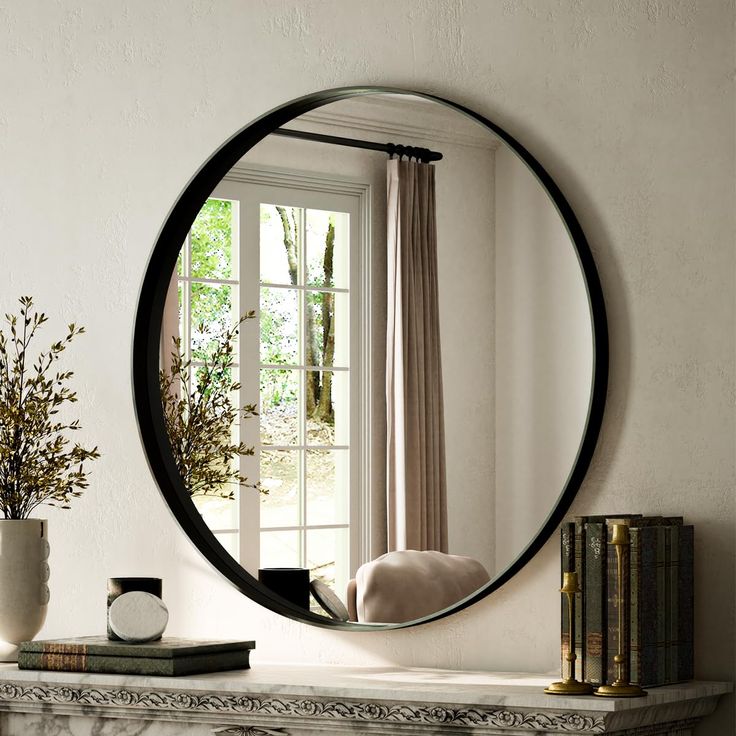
178,201 -> 242,562
211,165 -> 372,581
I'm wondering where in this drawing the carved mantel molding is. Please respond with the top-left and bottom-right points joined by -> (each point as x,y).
0,664 -> 729,735
0,681 -> 606,733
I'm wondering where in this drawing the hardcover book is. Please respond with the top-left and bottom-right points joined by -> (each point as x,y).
583,520 -> 607,686
606,516 -> 683,687
605,524 -> 631,687
654,524 -> 667,685
563,514 -> 641,685
572,517 -> 585,681
580,514 -> 641,686
560,522 -> 575,679
18,637 -> 255,677
20,637 -> 255,657
605,516 -> 682,686
17,649 -> 252,677
666,525 -> 678,683
676,525 -> 694,682
630,526 -> 659,686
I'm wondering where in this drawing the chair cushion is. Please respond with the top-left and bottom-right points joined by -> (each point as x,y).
346,578 -> 358,622
355,550 -> 490,623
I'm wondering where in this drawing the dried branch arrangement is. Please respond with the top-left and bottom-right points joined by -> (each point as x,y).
160,312 -> 263,499
0,296 -> 100,519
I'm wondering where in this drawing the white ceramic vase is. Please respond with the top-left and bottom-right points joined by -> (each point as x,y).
0,519 -> 50,662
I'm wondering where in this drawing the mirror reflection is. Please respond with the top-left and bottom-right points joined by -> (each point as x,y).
159,93 -> 594,624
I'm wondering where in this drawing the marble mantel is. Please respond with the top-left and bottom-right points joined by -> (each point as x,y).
0,663 -> 729,735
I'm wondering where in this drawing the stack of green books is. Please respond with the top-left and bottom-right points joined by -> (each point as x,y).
18,637 -> 255,676
559,514 -> 693,688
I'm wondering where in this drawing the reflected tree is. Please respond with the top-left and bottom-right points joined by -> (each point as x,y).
274,206 -> 335,425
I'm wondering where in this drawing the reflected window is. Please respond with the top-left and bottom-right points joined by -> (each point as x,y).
258,203 -> 352,602
180,180 -> 365,610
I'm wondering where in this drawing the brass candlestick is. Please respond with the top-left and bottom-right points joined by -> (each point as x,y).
545,571 -> 594,695
595,524 -> 647,698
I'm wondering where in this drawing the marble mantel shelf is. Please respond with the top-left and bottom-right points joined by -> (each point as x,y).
0,662 -> 730,735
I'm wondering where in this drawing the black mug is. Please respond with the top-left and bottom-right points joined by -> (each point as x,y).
258,568 -> 310,609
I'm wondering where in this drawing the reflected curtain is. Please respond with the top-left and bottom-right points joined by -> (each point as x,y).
160,268 -> 180,400
385,158 -> 448,553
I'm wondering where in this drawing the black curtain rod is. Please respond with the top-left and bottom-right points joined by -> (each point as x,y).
272,127 -> 442,163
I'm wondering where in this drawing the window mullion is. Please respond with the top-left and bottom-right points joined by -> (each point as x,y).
183,232 -> 192,391
299,206 -> 308,569
231,201 -> 241,556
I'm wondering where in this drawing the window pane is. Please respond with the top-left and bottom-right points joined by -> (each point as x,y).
307,449 -> 349,526
193,490 -> 239,531
177,282 -> 184,336
261,530 -> 300,568
261,450 -> 300,528
306,370 -> 348,445
260,369 -> 299,445
191,198 -> 234,280
190,282 -> 234,361
260,287 -> 298,365
306,527 -> 349,594
306,291 -> 348,368
306,209 -> 348,288
214,531 -> 238,560
261,204 -> 300,285
160,283 -> 184,368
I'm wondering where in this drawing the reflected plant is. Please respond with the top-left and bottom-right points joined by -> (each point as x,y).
0,296 -> 100,519
160,313 -> 265,499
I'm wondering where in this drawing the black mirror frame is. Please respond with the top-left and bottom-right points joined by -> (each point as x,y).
132,86 -> 608,630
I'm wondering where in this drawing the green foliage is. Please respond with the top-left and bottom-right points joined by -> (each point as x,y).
190,198 -> 233,280
259,355 -> 298,425
0,296 -> 100,520
259,287 -> 298,366
191,282 -> 233,361
160,313 -> 264,500
189,199 -> 234,362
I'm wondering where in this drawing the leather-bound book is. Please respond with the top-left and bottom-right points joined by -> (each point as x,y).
583,520 -> 607,686
606,516 -> 686,686
582,514 -> 642,686
608,516 -> 683,687
573,517 -> 585,681
560,521 -> 576,678
676,525 -> 695,682
630,526 -> 659,686
18,637 -> 255,677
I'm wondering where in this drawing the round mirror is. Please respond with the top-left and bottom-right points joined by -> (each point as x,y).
133,87 -> 607,629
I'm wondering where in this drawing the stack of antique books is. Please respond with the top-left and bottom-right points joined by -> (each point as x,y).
560,514 -> 693,688
18,637 -> 255,676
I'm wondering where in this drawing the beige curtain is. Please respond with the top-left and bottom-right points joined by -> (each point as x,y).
385,158 -> 448,553
160,268 -> 181,400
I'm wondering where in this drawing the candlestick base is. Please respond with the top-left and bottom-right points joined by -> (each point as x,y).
544,679 -> 595,695
594,683 -> 647,698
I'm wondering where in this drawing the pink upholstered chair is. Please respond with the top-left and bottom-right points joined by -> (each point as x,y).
346,550 -> 490,623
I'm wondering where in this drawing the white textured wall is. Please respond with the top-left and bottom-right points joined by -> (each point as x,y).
1,2 -> 733,734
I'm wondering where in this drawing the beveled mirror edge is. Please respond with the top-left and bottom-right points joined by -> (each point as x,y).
132,85 -> 609,630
